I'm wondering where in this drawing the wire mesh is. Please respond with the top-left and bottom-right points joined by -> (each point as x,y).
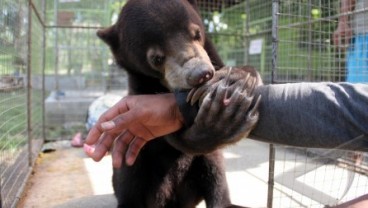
44,0 -> 121,91
265,0 -> 368,207
272,146 -> 368,208
42,0 -> 126,130
0,0 -> 39,207
0,0 -> 367,207
199,1 -> 249,67
274,0 -> 341,82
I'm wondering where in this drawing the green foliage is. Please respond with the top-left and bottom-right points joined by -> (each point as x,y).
0,90 -> 27,151
201,2 -> 250,66
0,89 -> 43,151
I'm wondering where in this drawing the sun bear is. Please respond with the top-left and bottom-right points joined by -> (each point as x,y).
97,0 -> 262,207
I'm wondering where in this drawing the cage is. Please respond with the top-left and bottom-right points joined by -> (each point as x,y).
0,0 -> 367,208
246,0 -> 368,207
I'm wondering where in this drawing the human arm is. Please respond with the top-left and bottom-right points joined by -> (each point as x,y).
251,82 -> 368,150
85,82 -> 368,167
84,93 -> 184,167
181,81 -> 368,150
333,0 -> 356,46
84,66 -> 261,167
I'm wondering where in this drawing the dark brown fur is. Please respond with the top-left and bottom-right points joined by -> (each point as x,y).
97,0 -> 260,207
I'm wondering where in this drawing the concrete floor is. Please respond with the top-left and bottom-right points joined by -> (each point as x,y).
18,139 -> 368,208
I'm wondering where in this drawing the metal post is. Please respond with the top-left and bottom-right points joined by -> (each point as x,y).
54,0 -> 60,93
307,0 -> 312,80
42,0 -> 46,141
244,0 -> 250,65
268,1 -> 279,207
271,0 -> 279,83
27,0 -> 33,167
0,175 -> 2,208
267,144 -> 275,208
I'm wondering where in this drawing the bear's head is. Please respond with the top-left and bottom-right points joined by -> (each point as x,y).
97,0 -> 217,90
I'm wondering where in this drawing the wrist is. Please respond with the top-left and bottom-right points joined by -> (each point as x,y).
173,90 -> 199,127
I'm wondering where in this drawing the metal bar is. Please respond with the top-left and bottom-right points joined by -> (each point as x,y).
54,0 -> 59,92
41,0 -> 46,142
267,144 -> 276,208
244,0 -> 250,65
268,1 -> 279,207
271,0 -> 279,84
244,29 -> 272,38
307,0 -> 312,81
27,0 -> 33,167
29,0 -> 46,28
286,5 -> 368,21
207,32 -> 246,38
45,25 -> 106,29
277,6 -> 368,30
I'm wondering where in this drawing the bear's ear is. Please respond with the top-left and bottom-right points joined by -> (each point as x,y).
186,0 -> 201,15
187,0 -> 199,9
97,25 -> 118,48
187,0 -> 197,5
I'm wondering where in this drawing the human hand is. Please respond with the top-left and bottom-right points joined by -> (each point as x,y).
333,21 -> 353,48
84,93 -> 184,168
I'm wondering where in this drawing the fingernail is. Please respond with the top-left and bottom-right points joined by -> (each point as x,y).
126,157 -> 134,166
83,144 -> 95,155
223,98 -> 231,106
101,121 -> 115,130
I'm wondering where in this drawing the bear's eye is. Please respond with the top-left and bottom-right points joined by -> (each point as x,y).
193,30 -> 201,41
151,55 -> 165,66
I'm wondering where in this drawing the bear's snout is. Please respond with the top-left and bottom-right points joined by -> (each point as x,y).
187,68 -> 214,87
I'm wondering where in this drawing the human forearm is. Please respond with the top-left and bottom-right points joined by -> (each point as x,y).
339,0 -> 355,22
250,83 -> 368,150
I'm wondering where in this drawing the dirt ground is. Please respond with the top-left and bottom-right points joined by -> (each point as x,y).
17,141 -> 117,208
18,138 -> 367,208
16,139 -> 272,208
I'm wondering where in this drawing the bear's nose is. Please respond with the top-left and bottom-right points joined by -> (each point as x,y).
187,68 -> 214,87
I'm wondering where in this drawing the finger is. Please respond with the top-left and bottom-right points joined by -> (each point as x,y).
125,137 -> 147,166
83,143 -> 96,157
98,97 -> 130,123
85,125 -> 104,145
85,98 -> 130,144
91,133 -> 116,161
84,134 -> 114,161
112,131 -> 135,168
102,110 -> 139,134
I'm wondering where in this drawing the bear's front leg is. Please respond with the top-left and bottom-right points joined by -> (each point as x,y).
167,66 -> 261,154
